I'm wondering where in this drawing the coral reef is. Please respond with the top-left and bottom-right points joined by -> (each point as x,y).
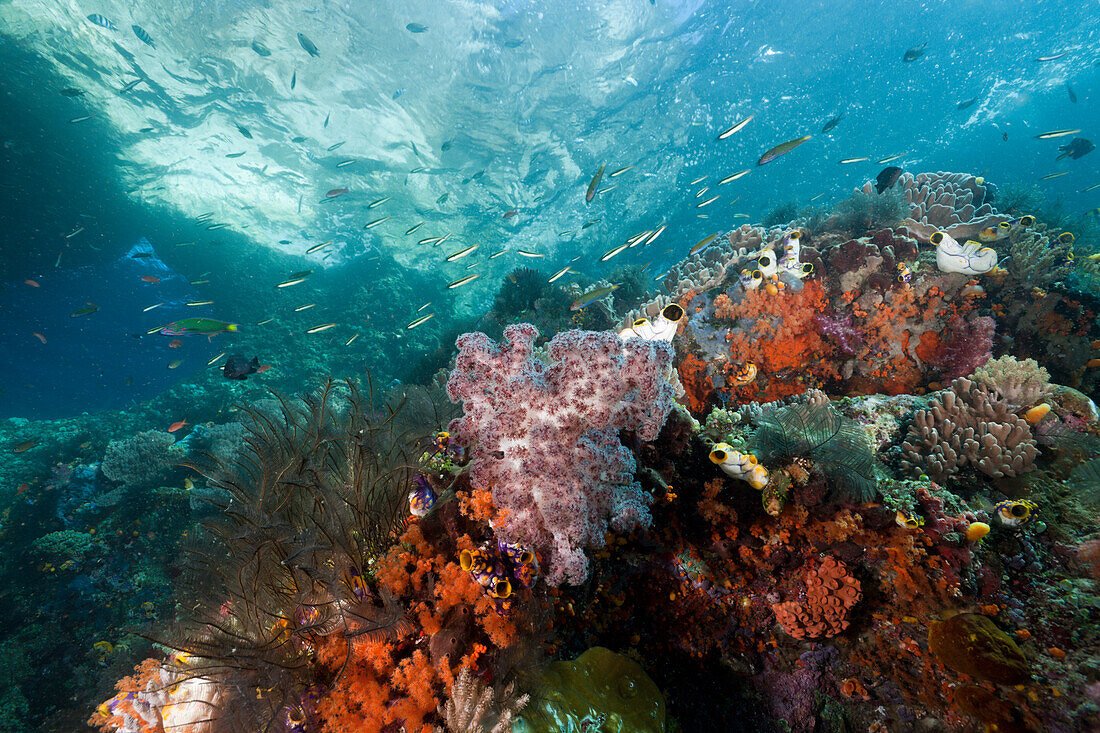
99,430 -> 181,487
971,355 -> 1052,409
56,170 -> 1100,733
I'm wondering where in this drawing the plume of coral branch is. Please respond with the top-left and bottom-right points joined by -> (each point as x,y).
436,666 -> 529,733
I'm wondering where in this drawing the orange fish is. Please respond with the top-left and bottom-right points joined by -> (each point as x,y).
140,275 -> 161,283
168,339 -> 183,348
13,439 -> 38,453
256,364 -> 272,373
1087,358 -> 1100,369
168,420 -> 189,433
33,333 -> 47,344
24,279 -> 40,288
16,483 -> 29,495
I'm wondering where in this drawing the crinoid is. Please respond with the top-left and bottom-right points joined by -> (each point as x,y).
751,394 -> 879,502
157,378 -> 449,730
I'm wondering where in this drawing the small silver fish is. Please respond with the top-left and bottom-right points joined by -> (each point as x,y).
600,242 -> 630,262
447,274 -> 480,289
717,115 -> 754,140
719,170 -> 751,184
445,244 -> 478,261
406,313 -> 435,329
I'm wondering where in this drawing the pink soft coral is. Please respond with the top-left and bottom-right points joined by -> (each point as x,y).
447,324 -> 675,585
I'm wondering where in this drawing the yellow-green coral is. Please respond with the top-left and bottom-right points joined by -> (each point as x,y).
515,647 -> 666,733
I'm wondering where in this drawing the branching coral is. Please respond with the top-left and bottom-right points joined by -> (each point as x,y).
900,378 -> 1039,481
970,355 -> 1051,409
1001,228 -> 1073,289
829,188 -> 908,235
446,324 -> 675,585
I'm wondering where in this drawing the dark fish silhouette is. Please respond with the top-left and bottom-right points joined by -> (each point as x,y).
903,43 -> 926,62
223,355 -> 260,380
251,40 -> 271,57
956,96 -> 979,110
821,113 -> 844,134
407,23 -> 428,33
1058,137 -> 1094,160
298,32 -> 320,57
1067,83 -> 1077,103
875,166 -> 903,194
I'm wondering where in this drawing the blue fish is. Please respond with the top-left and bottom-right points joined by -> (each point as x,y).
87,14 -> 117,30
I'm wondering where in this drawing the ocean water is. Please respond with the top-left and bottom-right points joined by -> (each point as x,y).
0,0 -> 1098,731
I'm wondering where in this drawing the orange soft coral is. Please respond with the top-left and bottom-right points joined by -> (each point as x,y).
677,352 -> 715,414
715,281 -> 838,402
458,488 -> 497,523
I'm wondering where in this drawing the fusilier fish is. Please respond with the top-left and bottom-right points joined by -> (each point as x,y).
719,170 -> 751,184
1036,129 -> 1081,139
406,313 -> 435,329
447,274 -> 480,289
600,242 -> 630,261
717,115 -> 754,140
445,244 -> 478,261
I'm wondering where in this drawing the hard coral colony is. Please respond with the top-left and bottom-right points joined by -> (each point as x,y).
83,168 -> 1099,733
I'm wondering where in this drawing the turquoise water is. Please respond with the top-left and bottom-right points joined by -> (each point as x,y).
1,1 -> 1098,731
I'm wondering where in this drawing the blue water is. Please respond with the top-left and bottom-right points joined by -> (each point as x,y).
1,0 -> 1096,419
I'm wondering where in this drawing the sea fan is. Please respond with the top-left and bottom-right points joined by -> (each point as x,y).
492,267 -> 547,316
1070,458 -> 1100,505
161,377 -> 439,730
751,399 -> 878,502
